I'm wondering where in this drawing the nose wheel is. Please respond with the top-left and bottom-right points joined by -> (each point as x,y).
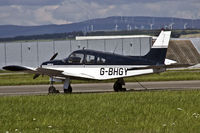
48,77 -> 59,94
48,86 -> 59,93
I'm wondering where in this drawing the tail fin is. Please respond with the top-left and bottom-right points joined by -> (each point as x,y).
152,31 -> 171,49
144,31 -> 171,65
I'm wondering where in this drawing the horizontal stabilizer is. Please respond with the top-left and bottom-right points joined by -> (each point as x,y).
164,59 -> 177,65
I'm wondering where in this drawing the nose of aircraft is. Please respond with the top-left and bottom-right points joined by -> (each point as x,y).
33,52 -> 60,79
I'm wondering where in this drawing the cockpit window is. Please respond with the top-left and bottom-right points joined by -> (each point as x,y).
85,54 -> 95,64
68,53 -> 84,64
97,57 -> 106,64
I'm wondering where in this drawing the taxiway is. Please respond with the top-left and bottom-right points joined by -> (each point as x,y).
0,80 -> 200,96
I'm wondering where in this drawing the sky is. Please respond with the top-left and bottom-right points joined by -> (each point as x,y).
0,0 -> 199,26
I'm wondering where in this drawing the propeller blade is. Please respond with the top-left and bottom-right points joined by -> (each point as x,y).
33,74 -> 40,79
33,53 -> 58,79
50,53 -> 58,61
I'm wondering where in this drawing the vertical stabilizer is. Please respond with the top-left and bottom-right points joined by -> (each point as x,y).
152,31 -> 171,48
144,31 -> 171,65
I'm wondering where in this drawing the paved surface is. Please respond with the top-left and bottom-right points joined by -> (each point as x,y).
1,80 -> 200,96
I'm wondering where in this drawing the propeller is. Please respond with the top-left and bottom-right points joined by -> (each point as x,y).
50,52 -> 58,61
33,74 -> 40,79
33,52 -> 58,79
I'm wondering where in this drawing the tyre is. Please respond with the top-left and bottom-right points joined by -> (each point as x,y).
49,86 -> 56,93
64,84 -> 72,93
113,82 -> 122,92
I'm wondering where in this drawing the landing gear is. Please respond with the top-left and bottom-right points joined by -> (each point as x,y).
48,77 -> 59,94
48,86 -> 59,93
48,77 -> 72,94
64,84 -> 72,93
113,78 -> 126,92
63,78 -> 72,93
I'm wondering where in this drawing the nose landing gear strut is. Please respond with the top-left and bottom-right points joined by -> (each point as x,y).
48,77 -> 59,93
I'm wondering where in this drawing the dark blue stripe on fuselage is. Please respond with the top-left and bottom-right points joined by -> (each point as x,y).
42,48 -> 167,66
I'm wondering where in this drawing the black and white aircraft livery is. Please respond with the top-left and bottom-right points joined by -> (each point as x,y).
3,31 -> 188,93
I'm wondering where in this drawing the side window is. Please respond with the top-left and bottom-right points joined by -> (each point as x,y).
85,54 -> 95,64
68,53 -> 84,64
97,57 -> 106,64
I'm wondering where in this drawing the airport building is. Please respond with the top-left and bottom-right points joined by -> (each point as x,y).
0,35 -> 152,69
1,35 -> 200,69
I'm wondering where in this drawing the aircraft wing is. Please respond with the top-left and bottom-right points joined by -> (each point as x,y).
127,64 -> 195,71
3,65 -> 38,73
3,65 -> 65,76
37,68 -> 96,79
3,63 -> 195,81
3,65 -> 94,80
36,67 -> 64,77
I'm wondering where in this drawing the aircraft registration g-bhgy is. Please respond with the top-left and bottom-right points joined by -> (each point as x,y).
3,30 -> 191,93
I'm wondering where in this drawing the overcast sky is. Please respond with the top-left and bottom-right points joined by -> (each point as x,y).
0,0 -> 199,26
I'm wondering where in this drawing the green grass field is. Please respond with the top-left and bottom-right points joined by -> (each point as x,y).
1,70 -> 200,86
0,91 -> 200,133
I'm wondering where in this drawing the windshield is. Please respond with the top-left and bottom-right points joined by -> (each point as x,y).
68,53 -> 84,64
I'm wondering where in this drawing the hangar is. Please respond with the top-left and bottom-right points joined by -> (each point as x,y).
0,35 -> 152,69
1,35 -> 200,69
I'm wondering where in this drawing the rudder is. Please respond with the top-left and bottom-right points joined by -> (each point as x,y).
144,31 -> 171,65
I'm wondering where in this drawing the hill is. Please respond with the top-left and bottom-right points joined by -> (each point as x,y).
0,16 -> 200,38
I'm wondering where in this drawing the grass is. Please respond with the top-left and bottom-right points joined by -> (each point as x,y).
0,70 -> 14,73
130,70 -> 200,82
1,70 -> 200,86
180,33 -> 200,38
0,73 -> 49,86
0,91 -> 200,132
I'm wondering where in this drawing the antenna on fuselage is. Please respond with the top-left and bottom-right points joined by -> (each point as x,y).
113,43 -> 119,54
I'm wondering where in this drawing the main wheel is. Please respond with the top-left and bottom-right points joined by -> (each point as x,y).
64,84 -> 72,93
113,82 -> 122,92
113,79 -> 126,92
49,86 -> 56,93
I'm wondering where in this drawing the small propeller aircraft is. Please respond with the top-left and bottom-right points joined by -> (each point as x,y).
3,30 -> 190,93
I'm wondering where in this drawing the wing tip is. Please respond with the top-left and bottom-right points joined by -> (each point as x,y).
3,65 -> 27,71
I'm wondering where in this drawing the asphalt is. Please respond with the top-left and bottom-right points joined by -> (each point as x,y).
1,80 -> 200,96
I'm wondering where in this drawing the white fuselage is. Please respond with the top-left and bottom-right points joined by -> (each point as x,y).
42,65 -> 154,80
